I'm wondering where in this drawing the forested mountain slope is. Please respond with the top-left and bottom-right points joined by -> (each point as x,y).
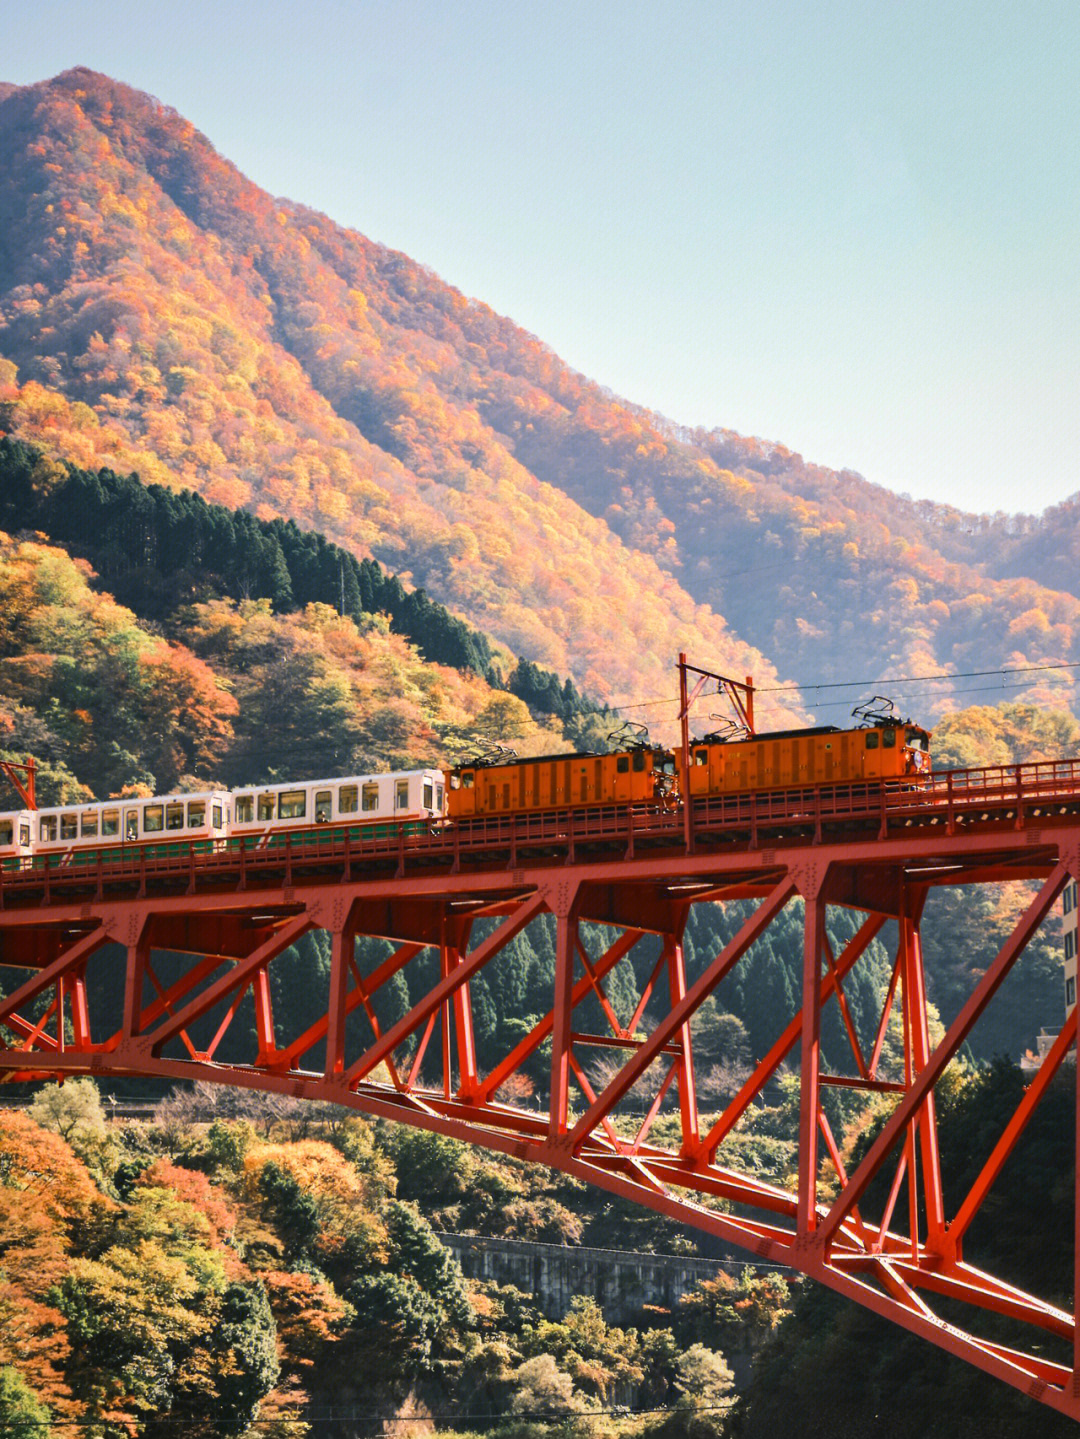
3,68 -> 1080,725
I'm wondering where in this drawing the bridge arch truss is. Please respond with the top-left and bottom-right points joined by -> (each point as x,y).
1,762 -> 1079,1417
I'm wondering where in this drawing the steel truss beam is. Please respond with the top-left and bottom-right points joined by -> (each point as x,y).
0,820 -> 1078,1418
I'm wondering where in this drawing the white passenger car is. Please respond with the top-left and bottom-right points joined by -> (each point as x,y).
229,769 -> 446,837
32,790 -> 231,858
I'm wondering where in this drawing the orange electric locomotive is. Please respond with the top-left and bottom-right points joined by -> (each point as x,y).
446,666 -> 931,821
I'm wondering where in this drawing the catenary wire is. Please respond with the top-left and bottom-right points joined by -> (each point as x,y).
609,659 -> 1080,715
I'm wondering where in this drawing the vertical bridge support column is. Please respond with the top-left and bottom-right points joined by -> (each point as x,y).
794,862 -> 828,1238
548,881 -> 582,1140
663,913 -> 699,1157
324,899 -> 357,1080
899,884 -> 945,1252
442,912 -> 478,1101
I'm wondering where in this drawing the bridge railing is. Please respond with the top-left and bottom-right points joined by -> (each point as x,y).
4,756 -> 1080,904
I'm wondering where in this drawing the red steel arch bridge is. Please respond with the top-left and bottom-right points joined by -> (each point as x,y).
1,758 -> 1079,1419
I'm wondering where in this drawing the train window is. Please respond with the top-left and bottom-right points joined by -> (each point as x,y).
906,731 -> 927,751
362,783 -> 379,812
423,781 -> 433,809
81,811 -> 99,837
694,750 -> 708,766
144,805 -> 164,833
632,752 -> 646,772
865,733 -> 879,749
883,730 -> 896,747
60,813 -> 78,839
315,790 -> 332,822
187,802 -> 206,828
257,795 -> 274,822
462,772 -> 475,789
617,756 -> 630,773
102,810 -> 119,837
166,804 -> 184,831
0,821 -> 11,845
235,795 -> 254,823
339,785 -> 359,814
40,816 -> 57,842
125,811 -> 139,841
19,823 -> 29,847
278,791 -> 306,820
396,780 -> 409,809
212,805 -> 223,829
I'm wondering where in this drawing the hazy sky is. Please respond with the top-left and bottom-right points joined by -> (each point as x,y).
6,0 -> 1079,515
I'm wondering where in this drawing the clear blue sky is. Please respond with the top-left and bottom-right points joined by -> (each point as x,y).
6,0 -> 1079,515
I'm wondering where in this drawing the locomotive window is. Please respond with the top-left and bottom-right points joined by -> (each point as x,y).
883,730 -> 896,747
694,750 -> 708,766
632,752 -> 646,772
396,780 -> 409,809
40,816 -> 58,842
278,790 -> 306,820
257,795 -> 274,822
19,823 -> 30,847
423,781 -> 434,809
144,805 -> 164,833
617,756 -> 630,773
865,733 -> 879,749
906,731 -> 926,751
315,790 -> 332,822
212,805 -> 223,829
102,810 -> 119,837
0,821 -> 11,845
166,804 -> 184,831
125,811 -> 139,841
187,802 -> 206,828
362,783 -> 379,812
235,795 -> 254,823
462,773 -> 475,789
339,785 -> 359,814
60,813 -> 78,839
82,812 -> 99,837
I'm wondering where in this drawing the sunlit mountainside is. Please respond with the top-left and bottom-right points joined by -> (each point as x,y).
2,68 -> 1080,723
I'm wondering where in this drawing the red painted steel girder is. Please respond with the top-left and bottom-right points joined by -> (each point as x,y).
0,767 -> 1079,1417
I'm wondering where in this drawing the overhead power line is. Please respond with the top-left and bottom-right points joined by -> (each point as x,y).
610,659 -> 1080,715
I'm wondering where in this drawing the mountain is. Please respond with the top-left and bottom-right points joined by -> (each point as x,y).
2,68 -> 1080,726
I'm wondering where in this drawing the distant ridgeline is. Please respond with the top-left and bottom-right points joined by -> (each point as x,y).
0,438 -> 601,724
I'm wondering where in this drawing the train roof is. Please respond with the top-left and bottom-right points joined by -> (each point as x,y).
693,719 -> 929,745
452,747 -> 664,770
